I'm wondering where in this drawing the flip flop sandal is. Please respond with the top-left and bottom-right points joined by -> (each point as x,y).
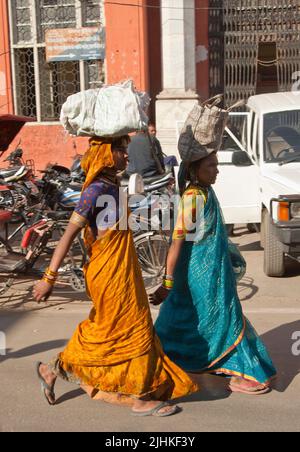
36,362 -> 56,406
228,383 -> 270,396
131,402 -> 180,417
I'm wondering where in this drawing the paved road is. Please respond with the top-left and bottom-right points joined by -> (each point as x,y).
0,228 -> 299,432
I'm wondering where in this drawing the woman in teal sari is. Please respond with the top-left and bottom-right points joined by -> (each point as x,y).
153,151 -> 276,394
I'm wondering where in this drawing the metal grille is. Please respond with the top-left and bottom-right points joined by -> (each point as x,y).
38,48 -> 80,121
37,0 -> 77,43
9,0 -> 105,122
277,32 -> 300,92
209,1 -> 300,105
208,0 -> 224,99
82,0 -> 102,27
224,33 -> 258,105
85,60 -> 105,89
12,0 -> 33,44
14,48 -> 37,117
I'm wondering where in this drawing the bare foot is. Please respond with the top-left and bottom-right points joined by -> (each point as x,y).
229,377 -> 270,395
37,363 -> 57,405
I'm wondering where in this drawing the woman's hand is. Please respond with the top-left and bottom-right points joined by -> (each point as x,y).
33,280 -> 53,303
149,286 -> 170,306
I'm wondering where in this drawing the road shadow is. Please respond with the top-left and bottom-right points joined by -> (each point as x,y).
55,388 -> 86,405
174,320 -> 300,403
0,279 -> 90,311
237,276 -> 259,301
0,340 -> 67,363
261,320 -> 300,392
174,373 -> 231,404
284,258 -> 300,278
239,241 -> 263,252
231,227 -> 257,238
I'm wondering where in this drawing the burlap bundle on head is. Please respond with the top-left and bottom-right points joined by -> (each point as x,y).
178,95 -> 244,162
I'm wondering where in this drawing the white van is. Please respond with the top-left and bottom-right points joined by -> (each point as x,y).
214,92 -> 300,277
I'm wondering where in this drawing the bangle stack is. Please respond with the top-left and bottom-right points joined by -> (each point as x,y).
42,268 -> 58,286
162,274 -> 174,290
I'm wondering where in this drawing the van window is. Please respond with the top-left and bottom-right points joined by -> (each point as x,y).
264,110 -> 300,163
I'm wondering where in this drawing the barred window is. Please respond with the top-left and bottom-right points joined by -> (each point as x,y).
9,0 -> 105,122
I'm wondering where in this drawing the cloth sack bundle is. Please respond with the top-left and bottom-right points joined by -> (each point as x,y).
60,80 -> 150,138
178,95 -> 244,162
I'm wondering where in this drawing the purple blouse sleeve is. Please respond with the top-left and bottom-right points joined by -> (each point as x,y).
74,183 -> 104,222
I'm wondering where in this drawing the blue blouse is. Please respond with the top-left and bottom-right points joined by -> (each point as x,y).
74,179 -> 121,235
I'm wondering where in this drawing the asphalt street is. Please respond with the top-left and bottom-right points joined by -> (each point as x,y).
0,227 -> 299,432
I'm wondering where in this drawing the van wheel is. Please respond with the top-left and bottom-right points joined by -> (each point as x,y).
263,211 -> 285,277
261,211 -> 266,248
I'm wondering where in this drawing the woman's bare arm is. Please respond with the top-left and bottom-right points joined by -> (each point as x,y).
46,222 -> 82,272
165,238 -> 185,278
151,238 -> 185,305
33,222 -> 83,303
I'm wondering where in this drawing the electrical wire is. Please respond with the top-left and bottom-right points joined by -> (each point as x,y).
0,102 -> 13,110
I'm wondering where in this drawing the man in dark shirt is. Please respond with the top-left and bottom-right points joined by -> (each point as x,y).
126,130 -> 165,178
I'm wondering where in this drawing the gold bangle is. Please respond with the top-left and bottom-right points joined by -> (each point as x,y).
42,276 -> 56,286
163,279 -> 174,289
44,272 -> 57,279
43,273 -> 57,282
45,268 -> 58,277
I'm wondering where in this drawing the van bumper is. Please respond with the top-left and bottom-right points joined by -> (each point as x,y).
271,196 -> 300,256
274,222 -> 300,256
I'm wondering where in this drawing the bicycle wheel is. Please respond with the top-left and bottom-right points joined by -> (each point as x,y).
134,232 -> 169,291
49,221 -> 87,269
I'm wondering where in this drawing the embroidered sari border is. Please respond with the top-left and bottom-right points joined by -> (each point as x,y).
183,316 -> 247,375
206,315 -> 247,371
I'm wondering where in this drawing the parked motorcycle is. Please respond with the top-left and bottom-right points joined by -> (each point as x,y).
0,207 -> 86,296
38,165 -> 81,211
0,144 -> 40,222
0,115 -> 85,296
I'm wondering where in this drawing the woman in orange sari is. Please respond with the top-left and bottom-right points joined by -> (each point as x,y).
33,136 -> 197,416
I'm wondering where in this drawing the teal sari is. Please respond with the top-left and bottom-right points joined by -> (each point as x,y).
155,188 -> 276,384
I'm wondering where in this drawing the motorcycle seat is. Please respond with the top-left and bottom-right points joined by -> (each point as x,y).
0,210 -> 12,224
67,183 -> 82,191
0,168 -> 20,179
46,211 -> 71,221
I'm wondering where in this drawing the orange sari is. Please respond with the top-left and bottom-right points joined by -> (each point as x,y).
54,138 -> 198,401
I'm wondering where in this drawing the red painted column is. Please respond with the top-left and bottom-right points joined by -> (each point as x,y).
0,0 -> 13,114
195,0 -> 209,100
104,0 -> 150,93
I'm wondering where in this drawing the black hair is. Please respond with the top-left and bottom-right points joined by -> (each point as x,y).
111,135 -> 131,149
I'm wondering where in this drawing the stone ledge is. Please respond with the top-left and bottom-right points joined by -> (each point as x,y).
157,89 -> 199,100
